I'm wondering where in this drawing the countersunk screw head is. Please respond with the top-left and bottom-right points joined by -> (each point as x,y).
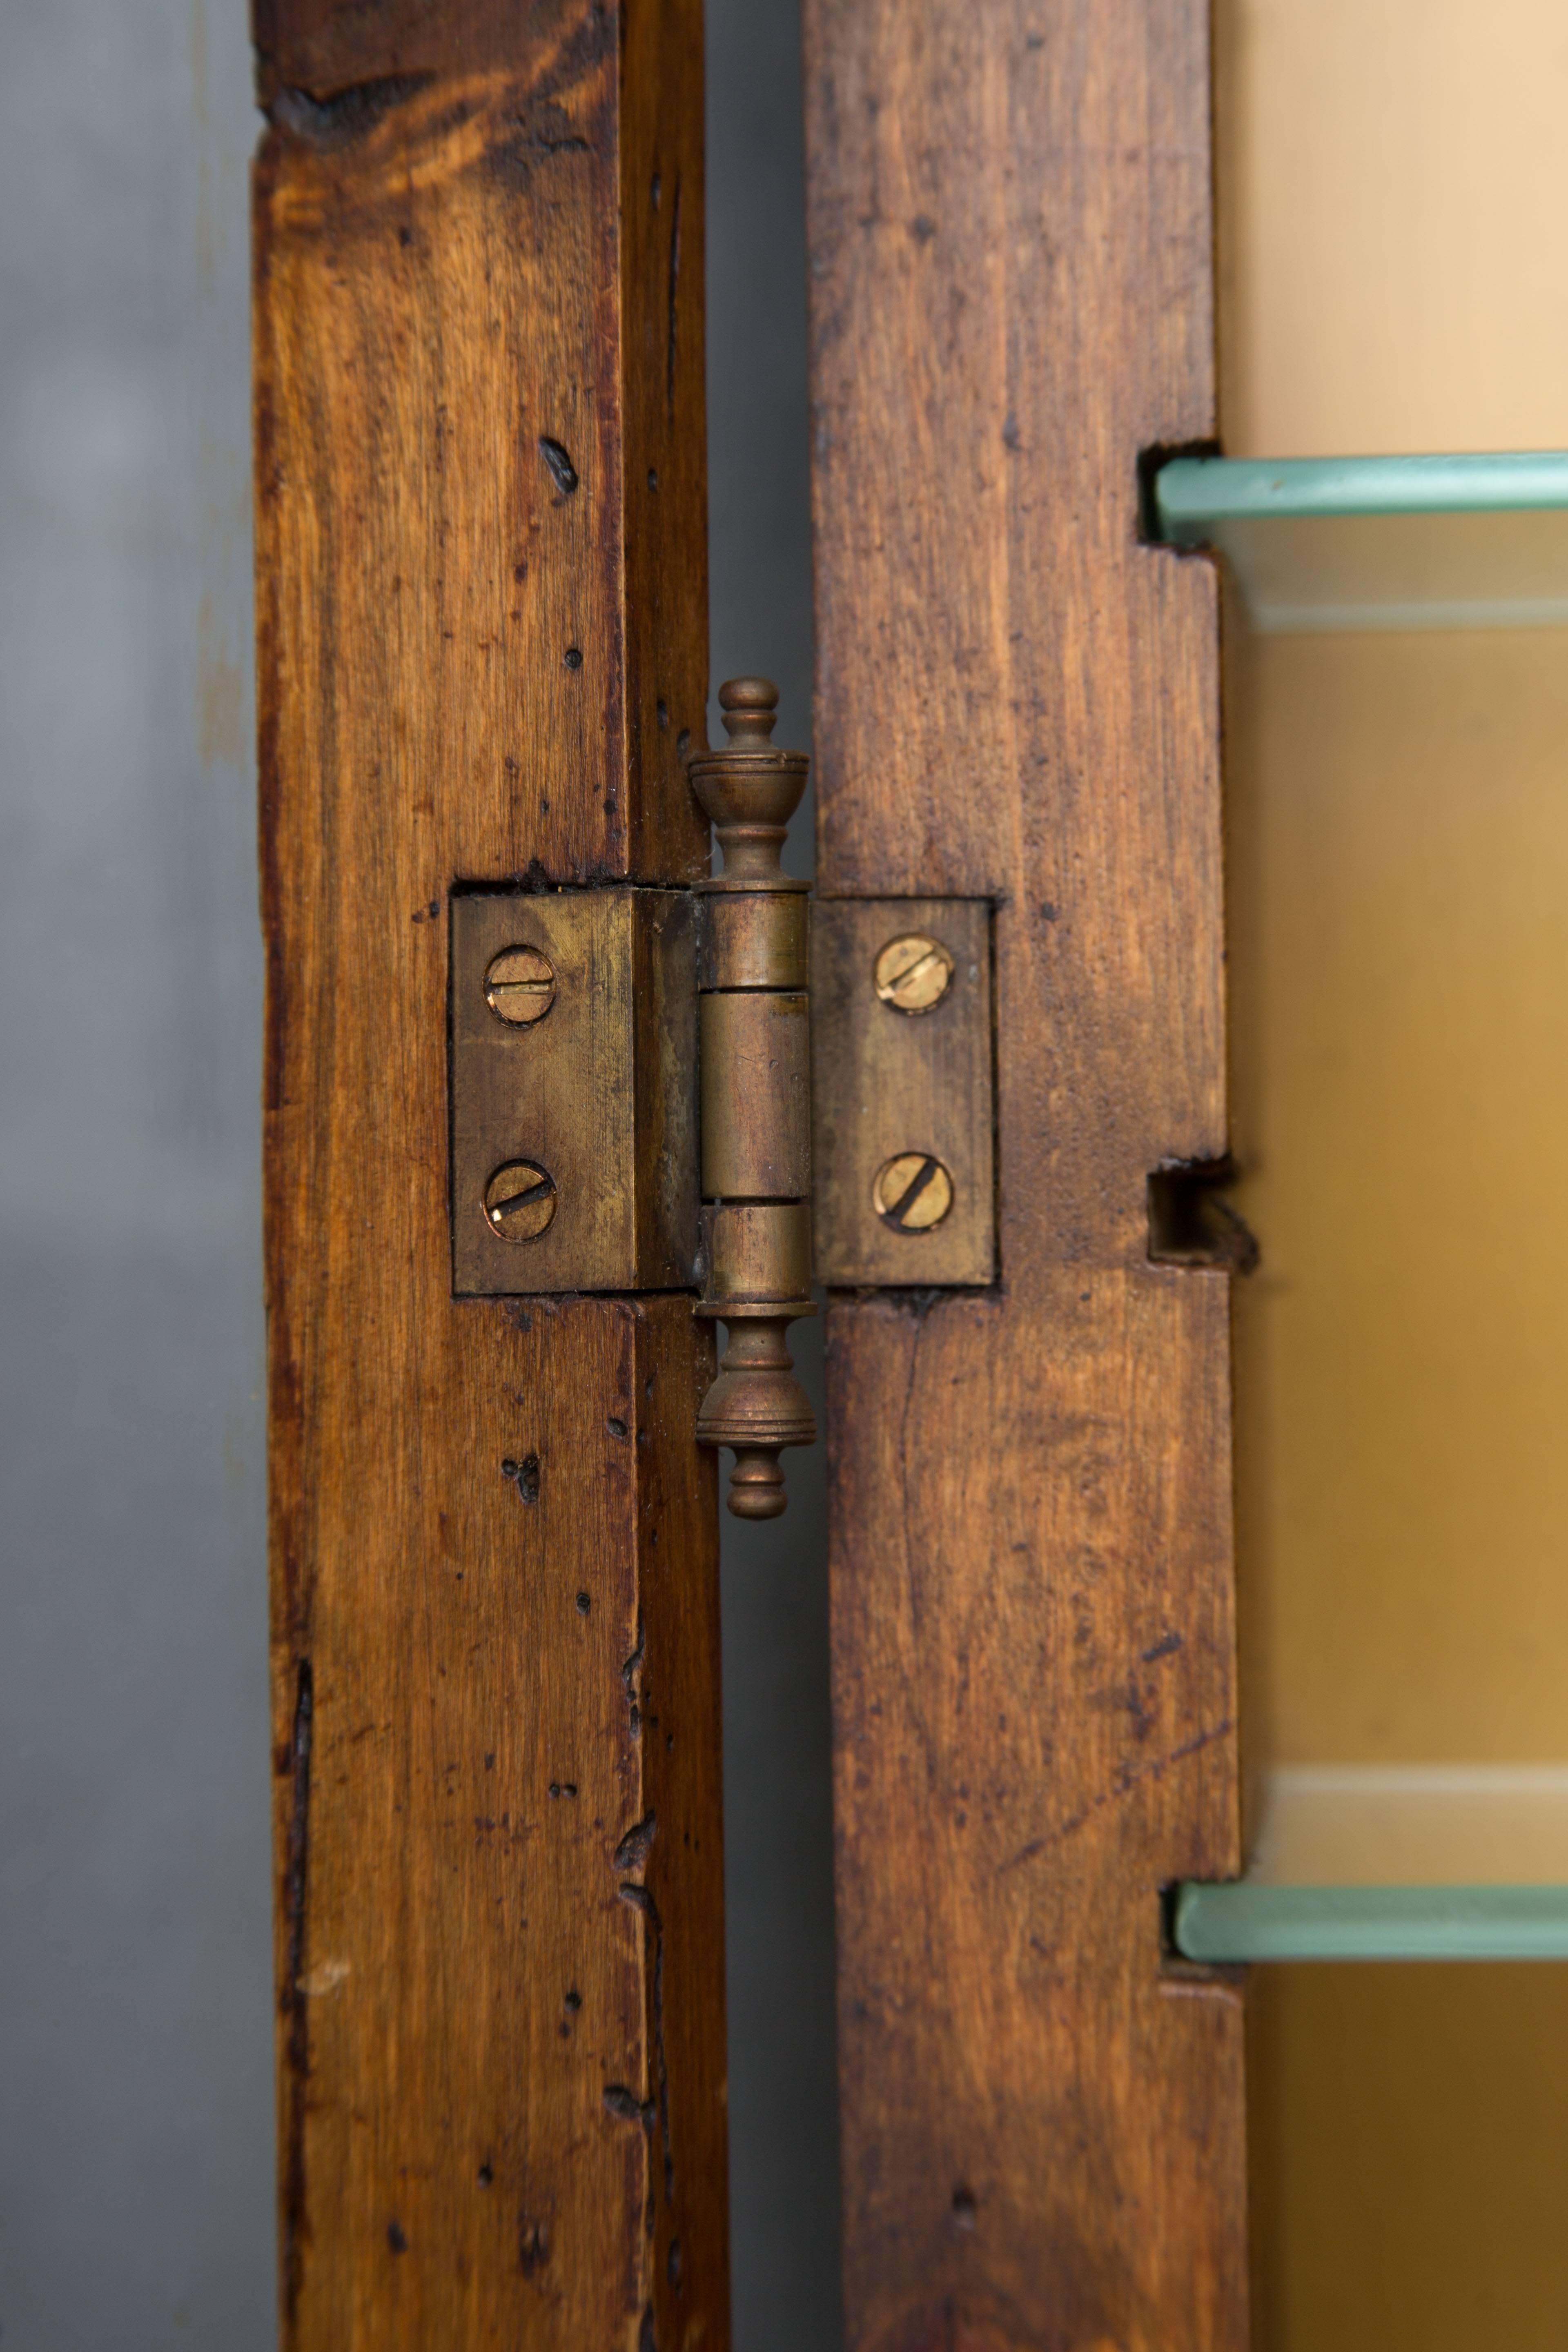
485,945 -> 557,1025
875,933 -> 954,1014
485,1161 -> 558,1241
873,1153 -> 954,1232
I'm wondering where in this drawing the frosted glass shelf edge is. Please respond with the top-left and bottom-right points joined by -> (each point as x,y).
1174,1882 -> 1568,1963
1156,451 -> 1568,530
1153,454 -> 1568,632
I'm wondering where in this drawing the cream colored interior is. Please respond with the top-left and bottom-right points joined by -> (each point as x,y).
1219,0 -> 1568,459
1216,0 -> 1568,2340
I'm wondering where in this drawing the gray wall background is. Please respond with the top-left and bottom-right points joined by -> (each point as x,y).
0,2 -> 838,2344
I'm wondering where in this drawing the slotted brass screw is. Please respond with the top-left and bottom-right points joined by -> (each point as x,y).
873,1153 -> 954,1232
875,933 -> 955,1014
485,1161 -> 558,1241
485,945 -> 557,1025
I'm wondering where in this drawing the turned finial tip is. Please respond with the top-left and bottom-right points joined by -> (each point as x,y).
718,676 -> 779,745
726,1448 -> 788,1518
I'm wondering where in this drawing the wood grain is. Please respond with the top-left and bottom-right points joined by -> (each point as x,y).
804,2 -> 1249,2345
253,5 -> 724,2345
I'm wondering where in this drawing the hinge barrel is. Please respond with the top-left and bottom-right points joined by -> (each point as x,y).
689,679 -> 816,1520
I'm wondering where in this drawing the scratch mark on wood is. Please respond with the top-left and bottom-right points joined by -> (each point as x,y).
1000,1720 -> 1235,1873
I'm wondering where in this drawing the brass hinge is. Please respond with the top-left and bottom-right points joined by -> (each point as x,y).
687,680 -> 815,1521
448,679 -> 994,1521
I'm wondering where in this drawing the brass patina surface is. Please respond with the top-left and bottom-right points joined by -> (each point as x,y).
812,898 -> 994,1286
483,944 -> 557,1025
450,887 -> 696,1294
699,891 -> 808,990
699,992 -> 811,1198
871,1152 -> 954,1232
873,932 -> 954,1013
690,679 -> 816,1518
483,1160 -> 559,1240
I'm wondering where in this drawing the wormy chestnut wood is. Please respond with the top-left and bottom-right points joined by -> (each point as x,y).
253,4 -> 723,2346
805,4 -> 1248,2348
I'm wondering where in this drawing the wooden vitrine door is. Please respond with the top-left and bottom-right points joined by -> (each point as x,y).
254,0 -> 1248,2346
253,4 -> 727,2345
804,3 -> 1248,2348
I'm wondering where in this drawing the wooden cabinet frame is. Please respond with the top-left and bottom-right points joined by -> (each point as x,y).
804,7 -> 1246,2345
254,4 -> 726,2343
253,1 -> 1244,2343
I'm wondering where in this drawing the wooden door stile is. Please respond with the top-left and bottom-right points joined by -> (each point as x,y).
804,3 -> 1250,2346
252,4 -> 725,2345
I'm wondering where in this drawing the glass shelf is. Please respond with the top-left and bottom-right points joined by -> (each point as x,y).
1175,1884 -> 1568,1963
1154,451 -> 1568,633
1174,1768 -> 1568,1960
